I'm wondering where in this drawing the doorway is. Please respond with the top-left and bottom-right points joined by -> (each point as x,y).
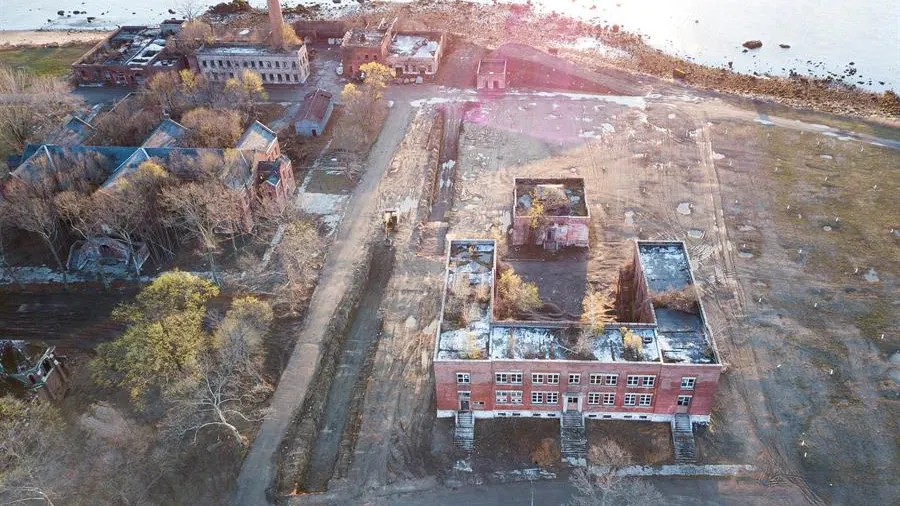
459,391 -> 471,411
565,394 -> 580,412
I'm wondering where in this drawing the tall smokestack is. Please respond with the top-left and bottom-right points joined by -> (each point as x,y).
267,0 -> 284,49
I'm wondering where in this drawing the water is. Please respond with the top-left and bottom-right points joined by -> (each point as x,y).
2,0 -> 897,92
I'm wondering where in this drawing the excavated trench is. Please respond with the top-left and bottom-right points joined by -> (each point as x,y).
300,242 -> 396,492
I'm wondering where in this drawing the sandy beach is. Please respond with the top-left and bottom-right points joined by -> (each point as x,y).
0,30 -> 111,47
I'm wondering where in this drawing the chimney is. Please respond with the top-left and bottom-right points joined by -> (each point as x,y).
267,0 -> 284,49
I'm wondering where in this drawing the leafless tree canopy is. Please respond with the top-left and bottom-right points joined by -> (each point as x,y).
180,107 -> 243,148
0,66 -> 80,155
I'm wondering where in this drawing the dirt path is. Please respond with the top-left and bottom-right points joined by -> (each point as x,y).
428,102 -> 464,222
230,101 -> 414,506
303,244 -> 395,491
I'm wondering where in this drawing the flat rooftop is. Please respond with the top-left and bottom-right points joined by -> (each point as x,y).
435,240 -> 718,365
515,178 -> 588,217
343,27 -> 388,48
197,44 -> 301,56
436,240 -> 495,360
388,34 -> 440,58
77,26 -> 168,67
638,243 -> 717,364
490,325 -> 660,362
478,59 -> 507,75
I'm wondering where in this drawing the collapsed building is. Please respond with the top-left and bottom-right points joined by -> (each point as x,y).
340,19 -> 444,81
385,32 -> 444,81
1,341 -> 70,401
511,178 -> 590,250
4,119 -> 294,272
72,25 -> 185,86
433,238 -> 722,459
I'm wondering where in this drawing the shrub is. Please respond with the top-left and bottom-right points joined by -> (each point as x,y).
495,267 -> 542,319
620,326 -> 643,361
652,286 -> 699,313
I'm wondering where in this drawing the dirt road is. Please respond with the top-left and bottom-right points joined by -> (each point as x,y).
229,101 -> 414,506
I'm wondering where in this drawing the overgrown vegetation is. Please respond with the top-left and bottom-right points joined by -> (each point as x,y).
334,62 -> 392,153
651,286 -> 699,313
0,66 -> 79,162
0,43 -> 95,77
494,266 -> 542,319
569,442 -> 664,506
91,271 -> 220,408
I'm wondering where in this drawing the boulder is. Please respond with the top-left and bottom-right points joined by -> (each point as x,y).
672,68 -> 687,79
779,43 -> 791,49
57,10 -> 64,16
742,40 -> 763,49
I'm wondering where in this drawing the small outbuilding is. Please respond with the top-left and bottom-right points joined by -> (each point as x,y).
477,58 -> 507,91
294,88 -> 334,137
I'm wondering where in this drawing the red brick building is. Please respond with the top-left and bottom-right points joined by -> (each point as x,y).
511,178 -> 590,250
434,240 -> 722,424
339,19 -> 396,77
72,26 -> 184,86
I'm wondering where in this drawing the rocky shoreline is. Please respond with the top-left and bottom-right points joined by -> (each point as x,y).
352,1 -> 899,121
0,30 -> 110,47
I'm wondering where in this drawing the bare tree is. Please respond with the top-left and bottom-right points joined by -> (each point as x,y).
162,297 -> 275,447
89,96 -> 161,146
273,219 -> 323,314
180,107 -> 243,148
0,397 -> 73,506
0,66 -> 80,155
0,176 -> 67,283
95,160 -> 170,276
569,442 -> 663,506
54,189 -> 100,240
160,171 -> 245,282
177,0 -> 205,21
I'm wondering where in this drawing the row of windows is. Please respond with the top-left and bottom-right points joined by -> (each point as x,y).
491,391 -> 692,408
207,71 -> 302,83
462,372 -> 697,390
588,393 -> 653,407
201,58 -> 300,70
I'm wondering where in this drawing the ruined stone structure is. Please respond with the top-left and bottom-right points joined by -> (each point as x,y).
72,25 -> 185,86
193,43 -> 310,85
476,59 -> 508,90
511,178 -> 590,250
340,19 -> 396,77
433,240 -> 722,424
385,32 -> 444,81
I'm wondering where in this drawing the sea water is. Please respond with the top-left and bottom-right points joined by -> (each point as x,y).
2,0 -> 897,92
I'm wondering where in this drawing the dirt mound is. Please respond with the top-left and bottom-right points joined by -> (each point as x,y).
492,42 -> 642,95
530,437 -> 561,467
78,402 -> 129,439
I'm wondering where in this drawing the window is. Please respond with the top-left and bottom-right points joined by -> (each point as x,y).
626,375 -> 655,387
292,61 -> 297,69
495,373 -> 523,385
217,60 -> 223,67
602,393 -> 615,406
270,74 -> 275,81
202,60 -> 208,68
277,74 -> 283,82
546,392 -> 559,404
532,373 -> 544,385
364,54 -> 369,60
229,72 -> 234,79
496,391 -> 507,404
267,61 -> 272,68
531,392 -> 544,404
588,393 -> 601,405
294,74 -> 299,82
677,395 -> 692,407
456,373 -> 470,384
259,60 -> 264,68
624,394 -> 637,406
275,61 -> 280,68
681,377 -> 696,390
251,61 -> 256,68
510,391 -> 523,404
547,374 -> 560,385
226,60 -> 232,68
639,394 -> 653,407
568,374 -> 580,385
590,374 -> 618,385
242,61 -> 248,68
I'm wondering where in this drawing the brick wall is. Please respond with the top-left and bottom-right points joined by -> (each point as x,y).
436,358 -> 720,417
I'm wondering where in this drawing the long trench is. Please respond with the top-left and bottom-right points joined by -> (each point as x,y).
302,243 -> 396,491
